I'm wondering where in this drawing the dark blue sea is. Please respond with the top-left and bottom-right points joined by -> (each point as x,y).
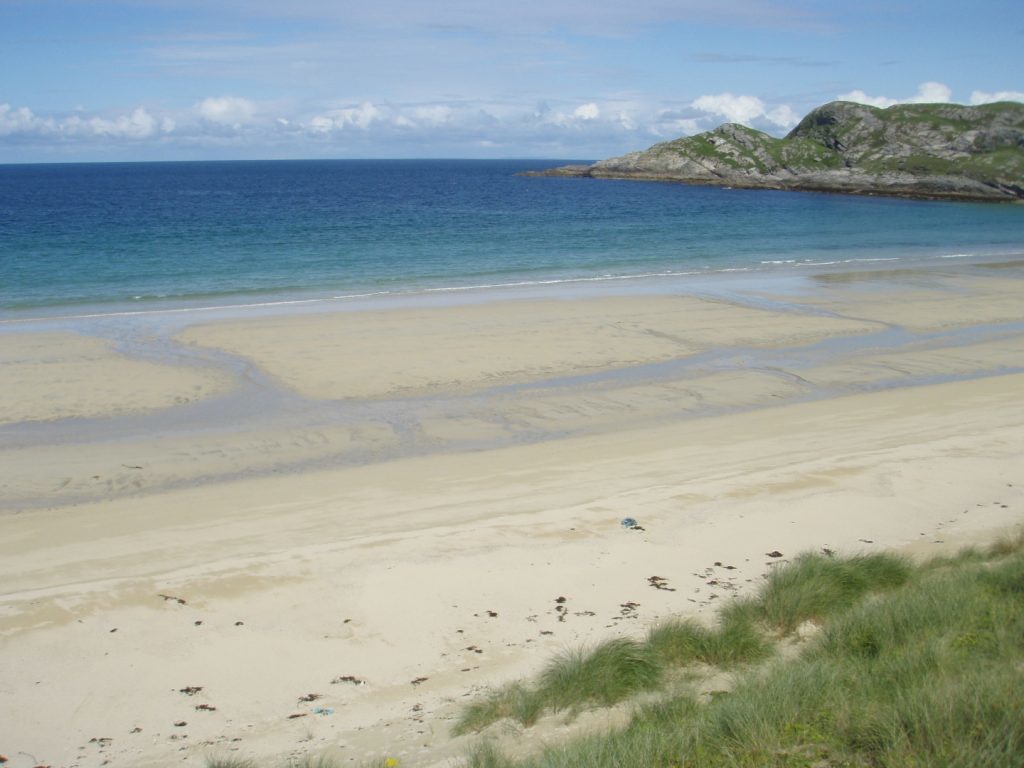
2,159 -> 1024,319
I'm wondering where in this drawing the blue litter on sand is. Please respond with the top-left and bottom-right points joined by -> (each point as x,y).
313,707 -> 334,716
621,517 -> 639,529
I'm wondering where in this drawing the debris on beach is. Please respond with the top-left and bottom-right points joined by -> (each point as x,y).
411,676 -> 429,686
298,693 -> 322,702
158,594 -> 187,605
178,686 -> 203,696
620,517 -> 645,531
647,575 -> 676,591
331,675 -> 365,685
766,550 -> 784,558
615,601 -> 640,620
554,596 -> 569,621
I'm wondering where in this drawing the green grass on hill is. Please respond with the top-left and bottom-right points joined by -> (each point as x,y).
462,537 -> 1024,768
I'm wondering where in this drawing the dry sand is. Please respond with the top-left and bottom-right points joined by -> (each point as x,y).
1,262 -> 1023,767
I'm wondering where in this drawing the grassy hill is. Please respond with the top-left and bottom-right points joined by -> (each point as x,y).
532,101 -> 1024,201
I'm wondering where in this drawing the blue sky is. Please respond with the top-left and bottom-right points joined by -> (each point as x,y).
1,0 -> 1022,162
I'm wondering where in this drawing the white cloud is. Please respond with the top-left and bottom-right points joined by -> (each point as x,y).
0,104 -> 52,136
534,101 -> 621,129
0,92 -> 812,159
838,81 -> 953,108
689,93 -> 799,129
196,96 -> 257,126
691,93 -> 766,125
969,90 -> 1024,105
82,107 -> 162,139
765,104 -> 800,129
914,81 -> 953,103
307,102 -> 383,133
0,103 -> 169,140
838,90 -> 898,108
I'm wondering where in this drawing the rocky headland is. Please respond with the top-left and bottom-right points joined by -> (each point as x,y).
527,100 -> 1024,201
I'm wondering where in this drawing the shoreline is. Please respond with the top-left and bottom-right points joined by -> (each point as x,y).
524,165 -> 1024,203
2,247 -> 1023,328
1,257 -> 1023,766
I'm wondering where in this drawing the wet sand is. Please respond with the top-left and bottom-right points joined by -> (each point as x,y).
1,261 -> 1023,767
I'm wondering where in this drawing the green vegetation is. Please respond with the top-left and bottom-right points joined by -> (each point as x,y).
785,101 -> 1024,186
539,638 -> 662,711
461,538 -> 1024,768
454,638 -> 662,734
588,99 -> 1024,199
457,551 -> 909,736
646,612 -> 771,667
746,551 -> 912,632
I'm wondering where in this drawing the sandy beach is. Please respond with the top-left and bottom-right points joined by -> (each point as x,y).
2,260 -> 1023,767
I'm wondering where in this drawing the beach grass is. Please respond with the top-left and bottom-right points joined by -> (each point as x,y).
453,638 -> 661,736
460,541 -> 1024,767
205,759 -> 259,768
747,550 -> 912,633
456,550 -> 911,736
538,638 -> 662,712
646,611 -> 772,668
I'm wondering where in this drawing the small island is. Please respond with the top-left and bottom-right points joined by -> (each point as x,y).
527,100 -> 1024,202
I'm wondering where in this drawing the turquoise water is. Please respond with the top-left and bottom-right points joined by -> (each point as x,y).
2,159 -> 1023,319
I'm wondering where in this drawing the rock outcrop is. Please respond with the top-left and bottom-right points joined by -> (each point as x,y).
526,101 -> 1024,201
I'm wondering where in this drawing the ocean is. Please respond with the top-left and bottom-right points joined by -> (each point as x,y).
2,159 -> 1024,320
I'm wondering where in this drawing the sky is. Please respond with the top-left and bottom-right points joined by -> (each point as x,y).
1,0 -> 1022,162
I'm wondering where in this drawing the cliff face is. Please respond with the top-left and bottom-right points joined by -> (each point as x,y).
530,101 -> 1024,201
